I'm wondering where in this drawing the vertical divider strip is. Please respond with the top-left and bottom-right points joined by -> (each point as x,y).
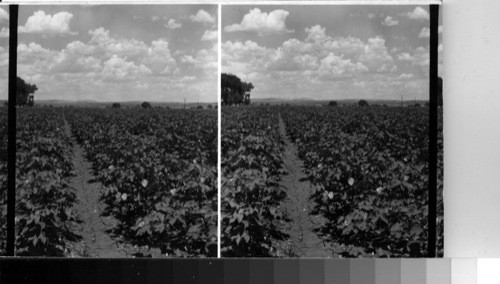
428,4 -> 439,258
7,4 -> 19,257
217,3 -> 222,259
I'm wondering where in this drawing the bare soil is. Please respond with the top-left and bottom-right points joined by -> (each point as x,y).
276,114 -> 330,257
63,118 -> 130,257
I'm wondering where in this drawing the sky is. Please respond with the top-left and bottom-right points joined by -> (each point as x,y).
0,5 -> 218,103
222,5 -> 443,101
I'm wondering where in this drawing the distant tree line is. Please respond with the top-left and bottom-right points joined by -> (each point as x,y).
221,73 -> 253,106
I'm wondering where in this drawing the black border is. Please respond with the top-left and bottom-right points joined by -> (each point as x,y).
427,4 -> 439,258
6,4 -> 18,257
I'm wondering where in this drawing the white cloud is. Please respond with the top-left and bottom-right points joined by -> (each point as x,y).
151,16 -> 160,22
405,7 -> 430,20
0,7 -> 8,21
89,27 -> 148,59
418,25 -> 443,38
358,36 -> 397,73
224,8 -> 293,36
397,53 -> 412,61
0,27 -> 8,38
223,26 -> 396,82
180,76 -> 196,83
317,52 -> 368,80
181,43 -> 217,72
18,42 -> 57,64
15,27 -> 180,79
102,55 -> 151,81
382,16 -> 399,26
397,47 -> 429,68
165,19 -> 181,29
418,27 -> 430,38
438,43 -> 443,53
222,40 -> 269,67
19,10 -> 78,37
190,9 -> 215,25
368,13 -> 376,19
398,73 -> 414,80
142,39 -> 178,75
267,51 -> 318,72
201,30 -> 217,41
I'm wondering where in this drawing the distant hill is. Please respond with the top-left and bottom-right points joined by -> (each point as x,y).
250,98 -> 428,106
33,100 -> 217,109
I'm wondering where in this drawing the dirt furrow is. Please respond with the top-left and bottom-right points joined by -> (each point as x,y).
63,118 -> 128,257
277,114 -> 330,257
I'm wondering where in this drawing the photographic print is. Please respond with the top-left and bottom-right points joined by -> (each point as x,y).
221,5 -> 443,257
0,4 -> 218,257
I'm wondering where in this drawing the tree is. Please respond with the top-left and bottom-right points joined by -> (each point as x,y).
358,99 -> 369,107
328,101 -> 338,107
141,102 -> 152,109
221,73 -> 254,106
242,82 -> 254,105
112,103 -> 121,108
207,104 -> 212,109
17,77 -> 38,106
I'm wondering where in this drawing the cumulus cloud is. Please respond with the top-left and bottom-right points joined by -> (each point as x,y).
142,39 -> 178,75
190,9 -> 215,25
358,37 -> 397,73
317,52 -> 368,80
398,73 -> 415,80
165,19 -> 182,29
398,47 -> 429,68
201,30 -> 217,41
181,44 -> 217,72
19,11 -> 78,36
0,27 -> 8,38
180,76 -> 196,83
405,7 -> 429,20
15,27 -> 181,80
418,25 -> 443,38
222,40 -> 270,67
223,24 -> 396,79
224,8 -> 293,36
101,55 -> 151,81
0,7 -> 8,21
418,27 -> 430,38
89,27 -> 148,58
382,16 -> 399,26
267,51 -> 318,72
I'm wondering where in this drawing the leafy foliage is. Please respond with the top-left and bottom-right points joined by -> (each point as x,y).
0,109 -> 7,255
221,73 -> 253,106
221,107 -> 287,256
13,108 -> 79,256
358,100 -> 369,107
280,106 -> 443,257
16,77 -> 38,107
65,108 -> 217,257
